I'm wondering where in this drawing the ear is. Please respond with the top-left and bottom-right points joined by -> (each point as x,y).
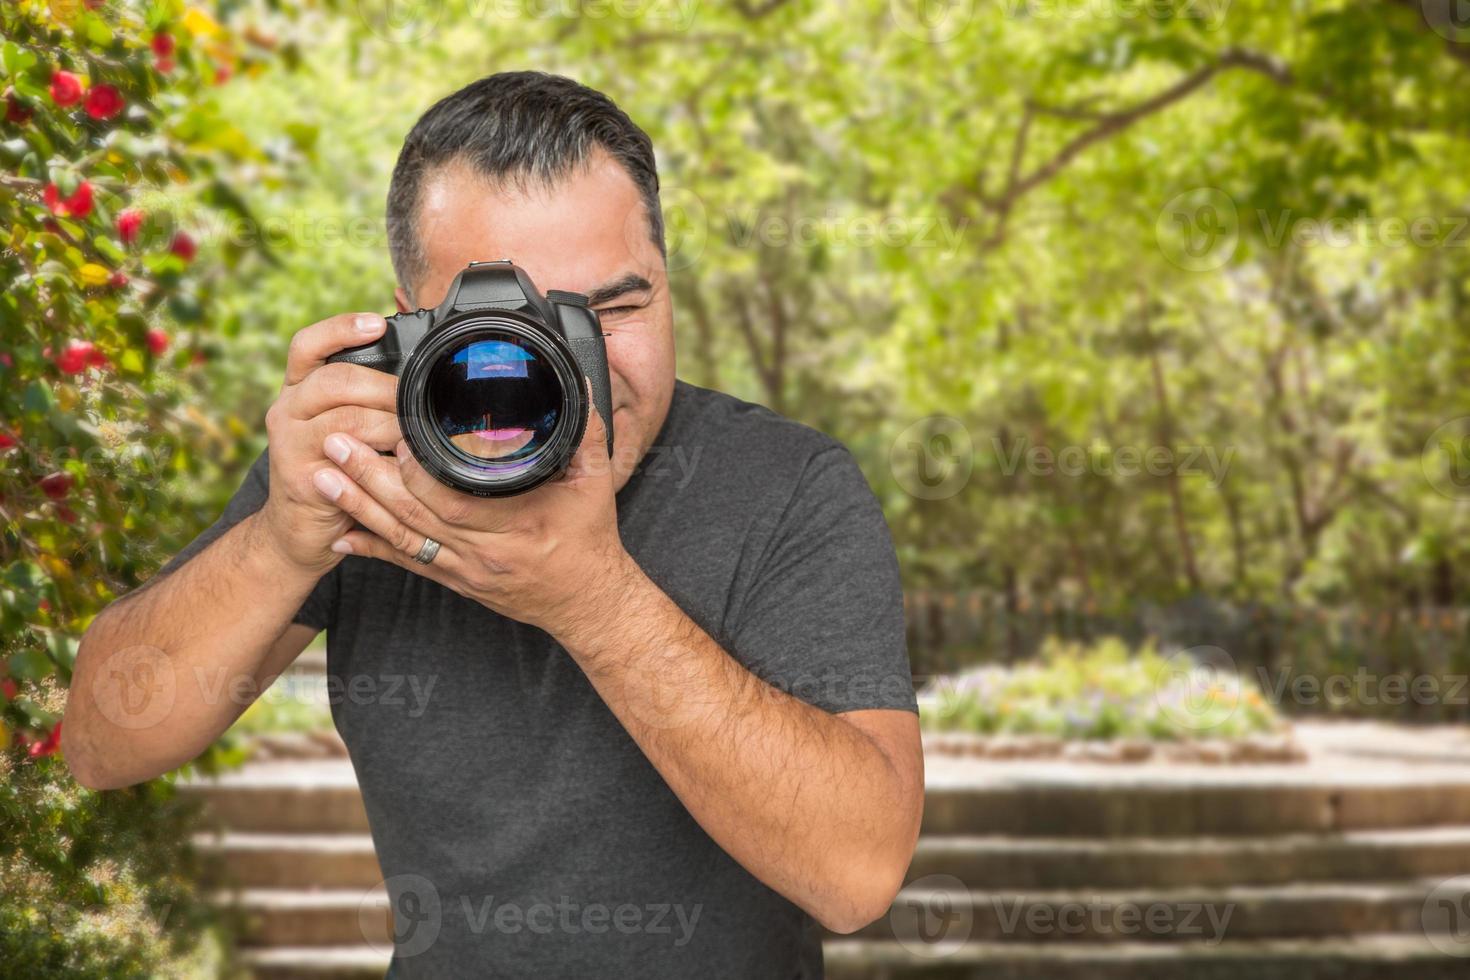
393,285 -> 413,314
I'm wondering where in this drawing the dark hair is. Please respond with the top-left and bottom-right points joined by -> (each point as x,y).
386,71 -> 663,303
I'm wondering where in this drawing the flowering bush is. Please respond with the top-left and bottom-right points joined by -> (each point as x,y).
920,637 -> 1283,741
2,0 -> 295,972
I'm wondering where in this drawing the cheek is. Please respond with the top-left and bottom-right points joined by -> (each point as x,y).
603,330 -> 669,404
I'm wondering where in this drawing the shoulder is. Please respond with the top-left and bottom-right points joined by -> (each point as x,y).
668,379 -> 848,476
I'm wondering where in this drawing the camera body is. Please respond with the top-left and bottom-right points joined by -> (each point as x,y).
326,260 -> 614,497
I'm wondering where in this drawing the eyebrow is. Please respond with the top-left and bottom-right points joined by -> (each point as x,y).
583,273 -> 652,306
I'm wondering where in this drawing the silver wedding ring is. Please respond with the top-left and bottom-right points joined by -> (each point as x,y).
412,536 -> 441,565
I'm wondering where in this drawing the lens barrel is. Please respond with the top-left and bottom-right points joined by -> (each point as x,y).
396,310 -> 589,497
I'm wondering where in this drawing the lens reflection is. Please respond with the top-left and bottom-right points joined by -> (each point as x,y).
427,334 -> 561,462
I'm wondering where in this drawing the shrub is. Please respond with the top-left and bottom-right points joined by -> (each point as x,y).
920,636 -> 1283,741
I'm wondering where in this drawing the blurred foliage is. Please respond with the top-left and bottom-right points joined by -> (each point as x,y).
195,0 -> 1470,613
0,0 -> 307,973
0,681 -> 232,978
920,635 -> 1281,740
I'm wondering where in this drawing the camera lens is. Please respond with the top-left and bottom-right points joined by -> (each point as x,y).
426,333 -> 562,466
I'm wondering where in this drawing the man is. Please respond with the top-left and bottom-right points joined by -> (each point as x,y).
64,71 -> 923,978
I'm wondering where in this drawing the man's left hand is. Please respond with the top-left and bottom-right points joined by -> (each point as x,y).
311,398 -> 636,640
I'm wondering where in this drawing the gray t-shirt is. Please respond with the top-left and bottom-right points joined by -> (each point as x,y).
166,378 -> 916,978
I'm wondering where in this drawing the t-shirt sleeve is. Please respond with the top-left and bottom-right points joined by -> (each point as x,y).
153,448 -> 338,632
726,445 -> 917,715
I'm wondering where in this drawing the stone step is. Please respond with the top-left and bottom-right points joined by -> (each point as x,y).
922,756 -> 1470,836
181,762 -> 370,834
242,935 -> 1470,980
864,877 -> 1470,944
200,827 -> 1470,893
909,827 -> 1470,888
198,833 -> 381,889
824,935 -> 1470,980
185,758 -> 1470,837
225,878 -> 1470,948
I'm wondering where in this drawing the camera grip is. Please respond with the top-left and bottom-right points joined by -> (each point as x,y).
567,335 -> 615,459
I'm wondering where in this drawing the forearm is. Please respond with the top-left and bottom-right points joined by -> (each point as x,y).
555,559 -> 921,933
64,511 -> 326,788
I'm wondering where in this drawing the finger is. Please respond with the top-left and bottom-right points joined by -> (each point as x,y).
562,377 -> 613,484
311,406 -> 402,453
284,312 -> 386,386
324,432 -> 447,533
335,530 -> 464,592
288,362 -> 398,419
393,440 -> 489,529
311,464 -> 440,560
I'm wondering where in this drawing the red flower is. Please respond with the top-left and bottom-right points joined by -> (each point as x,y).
55,339 -> 94,374
213,62 -> 233,85
0,352 -> 11,368
146,329 -> 169,355
56,505 -> 79,525
49,71 -> 82,107
43,181 -> 94,219
117,207 -> 144,244
0,678 -> 17,700
170,230 -> 197,261
5,93 -> 32,125
28,722 -> 62,758
84,84 -> 124,120
0,430 -> 15,449
156,57 -> 175,74
151,32 -> 175,58
109,271 -> 129,289
39,471 -> 73,500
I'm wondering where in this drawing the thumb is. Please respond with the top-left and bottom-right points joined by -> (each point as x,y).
564,377 -> 613,484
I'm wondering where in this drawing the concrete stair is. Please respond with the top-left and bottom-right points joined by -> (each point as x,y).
183,720 -> 1470,977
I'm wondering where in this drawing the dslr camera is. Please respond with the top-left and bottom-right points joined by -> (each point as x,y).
326,260 -> 613,497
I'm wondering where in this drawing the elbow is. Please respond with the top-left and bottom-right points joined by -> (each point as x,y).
59,716 -> 114,791
812,852 -> 911,936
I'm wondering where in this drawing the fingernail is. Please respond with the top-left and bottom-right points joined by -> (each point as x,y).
324,434 -> 351,464
330,538 -> 353,555
355,313 -> 384,334
394,440 -> 409,462
312,468 -> 343,501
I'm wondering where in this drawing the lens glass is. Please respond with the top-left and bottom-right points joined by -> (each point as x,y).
426,333 -> 562,464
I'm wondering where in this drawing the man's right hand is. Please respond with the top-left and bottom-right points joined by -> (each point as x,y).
257,312 -> 401,572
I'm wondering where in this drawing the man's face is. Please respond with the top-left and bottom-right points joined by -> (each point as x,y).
395,150 -> 676,493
